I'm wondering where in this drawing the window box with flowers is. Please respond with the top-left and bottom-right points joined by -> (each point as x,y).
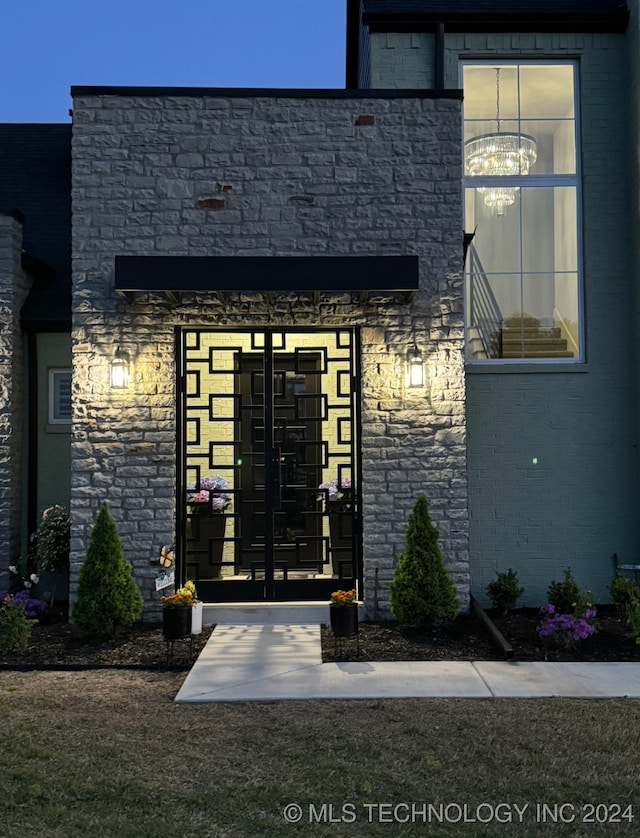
329,588 -> 358,638
187,475 -> 232,579
318,477 -> 354,577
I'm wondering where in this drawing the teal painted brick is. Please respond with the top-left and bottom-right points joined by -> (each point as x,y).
369,25 -> 639,604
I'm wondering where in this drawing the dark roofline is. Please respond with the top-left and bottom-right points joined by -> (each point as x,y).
346,0 -> 362,89
362,11 -> 630,34
71,85 -> 462,99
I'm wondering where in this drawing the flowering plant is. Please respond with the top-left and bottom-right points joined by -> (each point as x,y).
188,475 -> 231,513
318,476 -> 353,512
536,603 -> 597,649
161,580 -> 199,609
10,589 -> 48,619
8,564 -> 40,591
330,589 -> 357,607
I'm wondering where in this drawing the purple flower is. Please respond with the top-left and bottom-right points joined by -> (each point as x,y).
12,589 -> 47,618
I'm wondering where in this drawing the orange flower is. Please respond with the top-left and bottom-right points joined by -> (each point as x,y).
330,589 -> 356,606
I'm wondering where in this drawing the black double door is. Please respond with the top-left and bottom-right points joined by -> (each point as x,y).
180,329 -> 361,602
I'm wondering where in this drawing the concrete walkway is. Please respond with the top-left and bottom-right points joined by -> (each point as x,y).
175,622 -> 640,703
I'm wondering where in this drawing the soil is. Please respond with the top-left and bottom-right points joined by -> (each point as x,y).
321,605 -> 640,663
1,604 -> 638,670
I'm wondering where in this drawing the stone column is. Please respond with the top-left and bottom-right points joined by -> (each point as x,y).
0,213 -> 33,583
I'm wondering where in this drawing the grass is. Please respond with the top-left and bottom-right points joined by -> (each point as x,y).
1,671 -> 639,837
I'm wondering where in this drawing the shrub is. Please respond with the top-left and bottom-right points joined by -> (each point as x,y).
0,596 -> 36,652
390,494 -> 458,627
72,504 -> 143,637
610,575 -> 639,610
36,505 -> 71,573
547,567 -> 582,615
485,568 -> 524,613
609,576 -> 640,645
625,599 -> 640,646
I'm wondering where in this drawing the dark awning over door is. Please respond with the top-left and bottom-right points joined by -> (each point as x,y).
114,255 -> 419,304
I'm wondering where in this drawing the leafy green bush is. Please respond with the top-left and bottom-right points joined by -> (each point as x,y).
547,568 -> 583,615
0,596 -> 36,652
610,575 -> 639,610
610,576 -> 640,646
485,568 -> 524,613
390,494 -> 458,627
36,505 -> 71,573
72,504 -> 143,637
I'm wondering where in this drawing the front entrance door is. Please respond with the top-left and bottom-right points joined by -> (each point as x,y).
178,329 -> 361,601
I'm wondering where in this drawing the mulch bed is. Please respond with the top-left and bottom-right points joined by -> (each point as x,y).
1,604 -> 639,669
321,605 -> 640,663
0,612 -> 214,671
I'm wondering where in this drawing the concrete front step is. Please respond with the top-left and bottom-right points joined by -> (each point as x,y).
202,601 -> 333,626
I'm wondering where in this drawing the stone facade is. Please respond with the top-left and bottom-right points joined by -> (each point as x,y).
370,29 -> 639,604
70,90 -> 468,616
0,214 -> 32,579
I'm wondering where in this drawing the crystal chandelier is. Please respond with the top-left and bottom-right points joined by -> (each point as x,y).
464,68 -> 537,216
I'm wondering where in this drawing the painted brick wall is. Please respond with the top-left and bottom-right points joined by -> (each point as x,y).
371,30 -> 639,604
0,215 -> 32,576
371,32 -> 436,88
70,92 -> 468,616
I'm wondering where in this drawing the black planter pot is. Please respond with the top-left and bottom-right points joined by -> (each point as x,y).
330,604 -> 358,638
162,607 -> 192,640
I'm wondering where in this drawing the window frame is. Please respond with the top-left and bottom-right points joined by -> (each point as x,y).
461,59 -> 584,365
48,368 -> 72,425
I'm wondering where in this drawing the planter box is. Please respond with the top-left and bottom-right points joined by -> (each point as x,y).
162,607 -> 192,640
329,604 -> 358,638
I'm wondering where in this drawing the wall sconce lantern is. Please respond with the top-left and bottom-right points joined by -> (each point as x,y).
407,344 -> 424,388
111,346 -> 130,389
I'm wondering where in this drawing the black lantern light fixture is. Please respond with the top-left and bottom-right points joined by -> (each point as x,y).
111,346 -> 130,389
407,343 -> 424,388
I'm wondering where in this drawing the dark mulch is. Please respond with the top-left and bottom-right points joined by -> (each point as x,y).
0,608 -> 214,671
2,604 -> 639,670
321,605 -> 640,663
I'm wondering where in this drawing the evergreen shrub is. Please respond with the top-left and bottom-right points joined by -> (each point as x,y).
72,504 -> 143,637
389,494 -> 458,627
485,568 -> 524,613
547,568 -> 582,615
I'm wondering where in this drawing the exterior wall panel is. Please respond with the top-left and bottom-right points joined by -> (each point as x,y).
70,92 -> 468,615
371,29 -> 638,604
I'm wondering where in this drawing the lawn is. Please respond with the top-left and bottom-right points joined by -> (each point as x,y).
1,671 -> 639,837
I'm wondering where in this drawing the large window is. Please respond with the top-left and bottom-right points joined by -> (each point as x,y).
462,62 -> 581,361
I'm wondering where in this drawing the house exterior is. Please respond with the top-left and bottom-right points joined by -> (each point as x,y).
1,0 -> 638,615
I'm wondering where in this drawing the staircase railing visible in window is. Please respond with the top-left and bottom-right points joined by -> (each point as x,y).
468,245 -> 503,359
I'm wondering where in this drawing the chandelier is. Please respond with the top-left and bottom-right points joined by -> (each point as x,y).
464,68 -> 537,216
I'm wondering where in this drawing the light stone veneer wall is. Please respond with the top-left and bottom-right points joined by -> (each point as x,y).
0,214 -> 32,579
70,90 -> 468,616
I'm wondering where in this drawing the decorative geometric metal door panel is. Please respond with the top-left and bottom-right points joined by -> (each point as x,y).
178,329 -> 361,602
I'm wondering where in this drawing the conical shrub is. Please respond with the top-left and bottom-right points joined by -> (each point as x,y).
390,494 -> 458,626
72,503 -> 143,637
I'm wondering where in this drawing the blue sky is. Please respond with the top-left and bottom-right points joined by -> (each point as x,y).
0,0 -> 346,122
